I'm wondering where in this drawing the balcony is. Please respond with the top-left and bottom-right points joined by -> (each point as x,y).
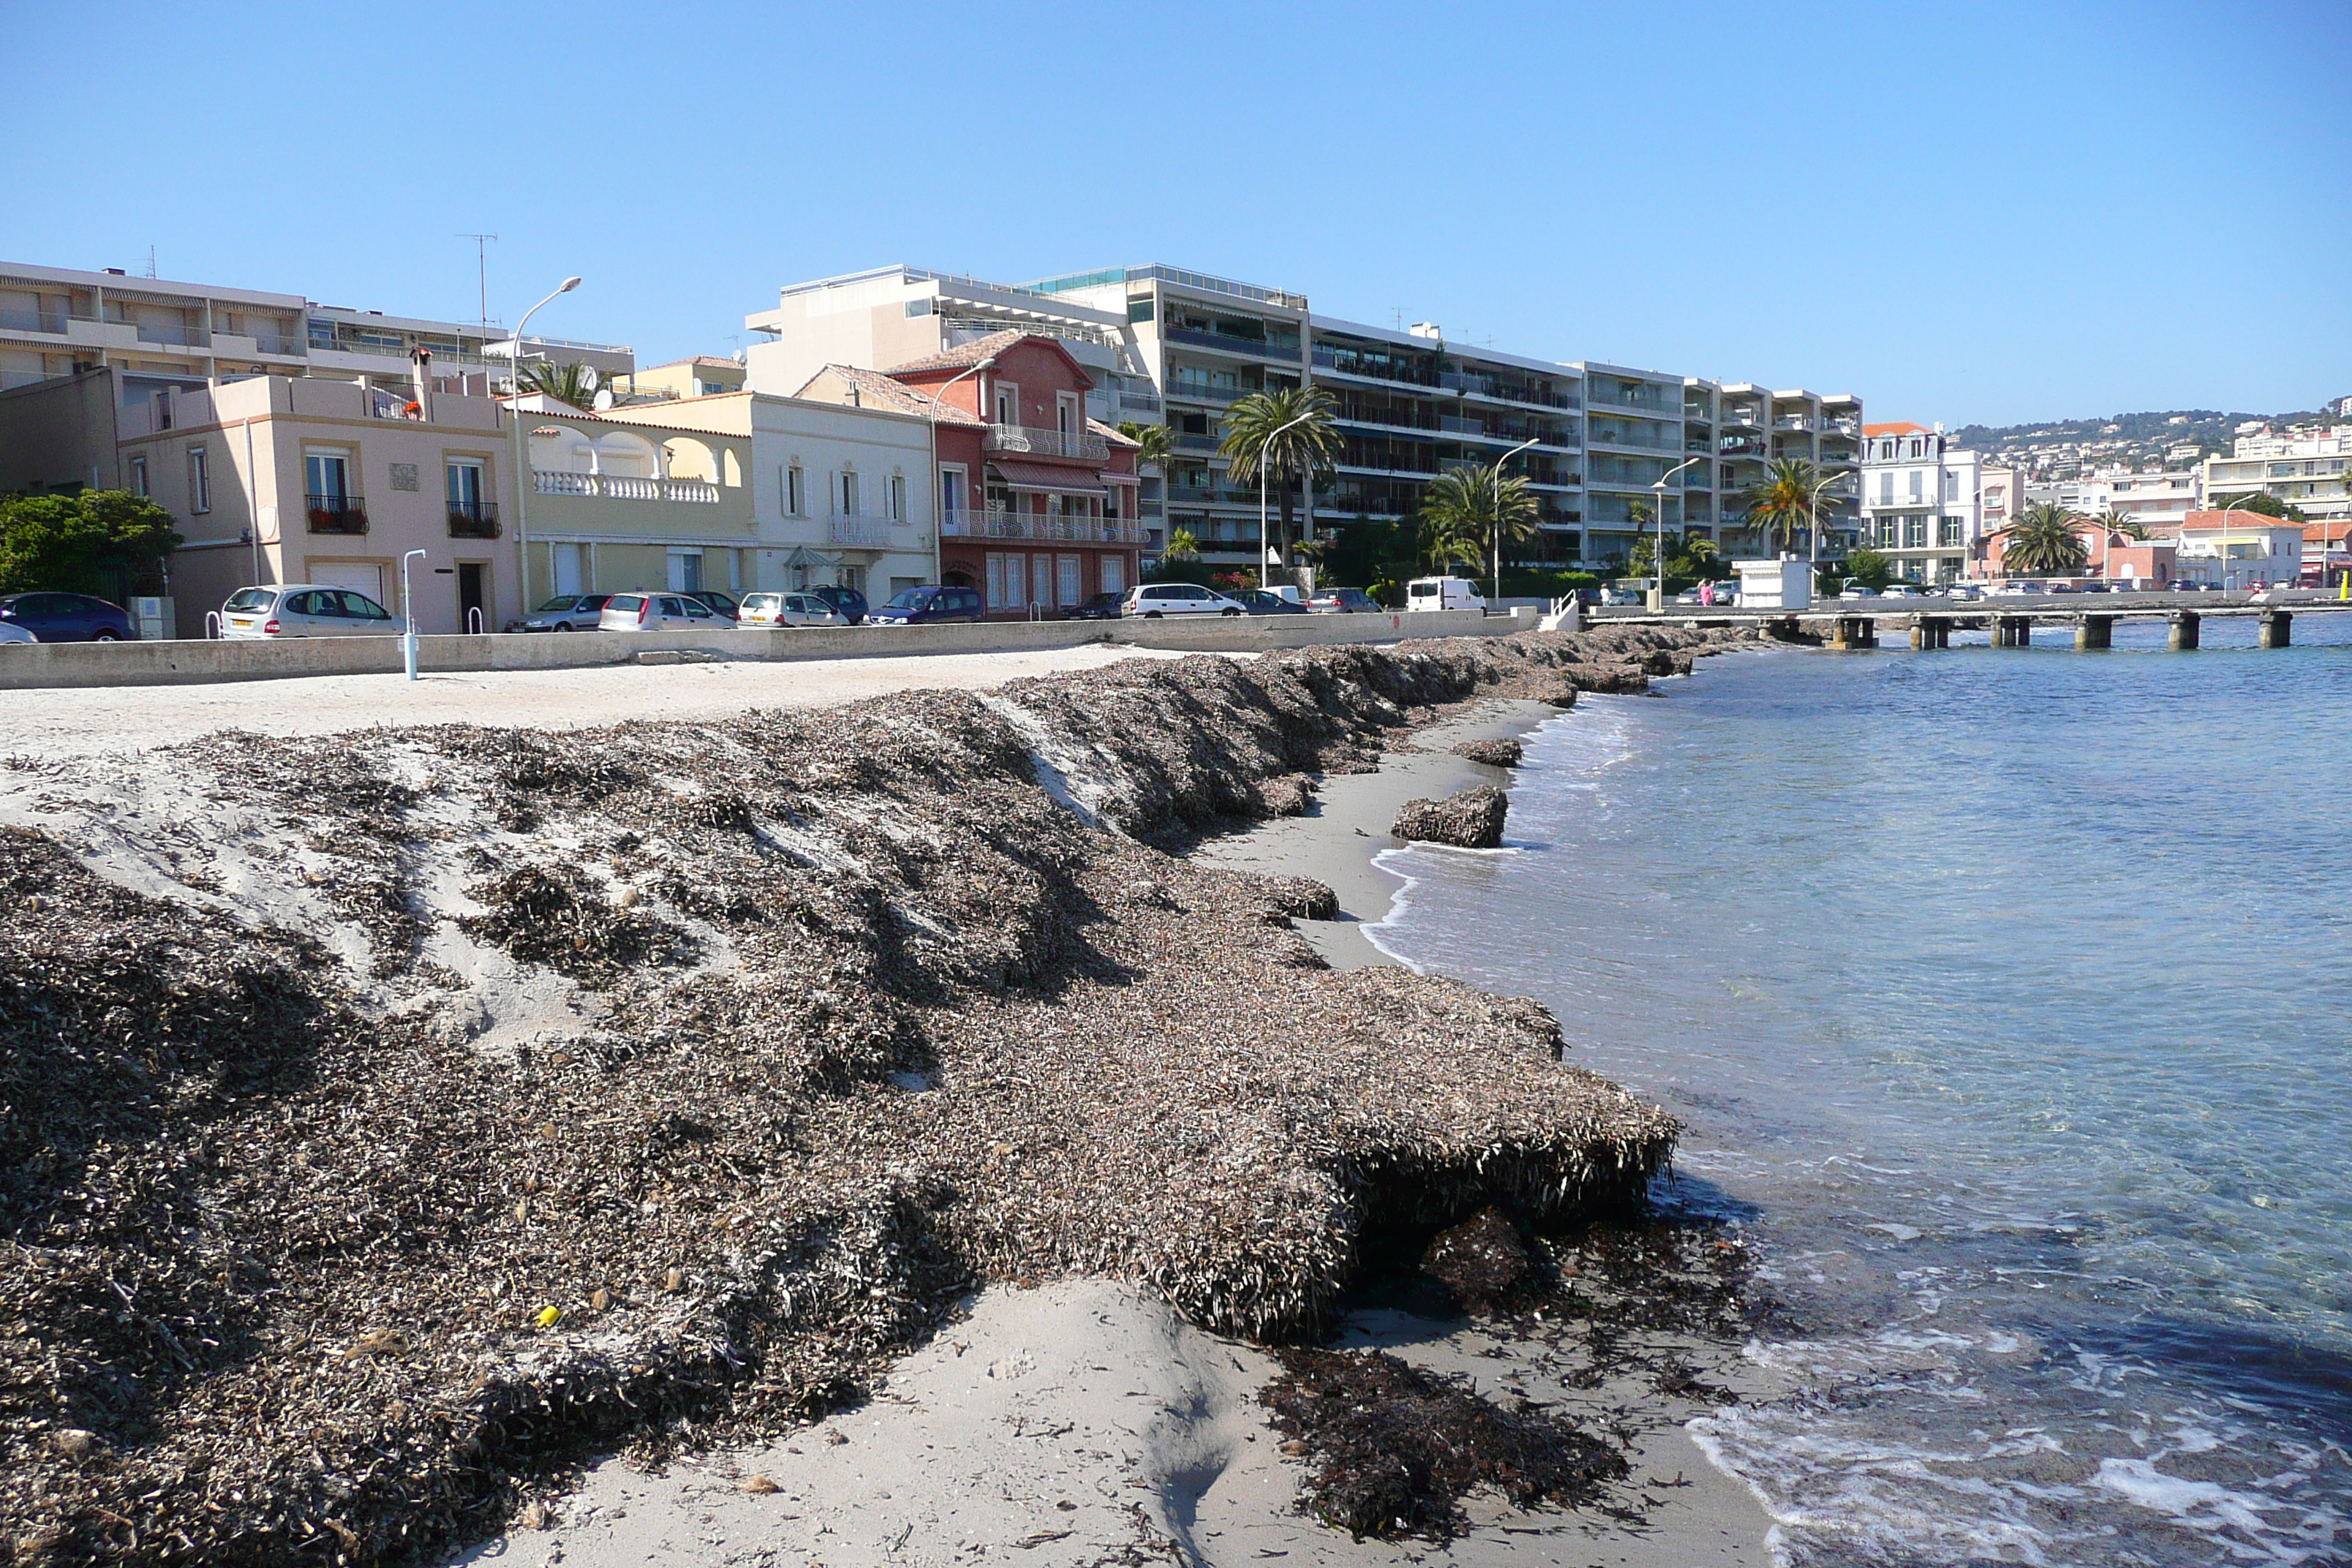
445,500 -> 500,539
0,306 -> 75,336
1164,326 -> 1300,363
134,322 -> 210,348
532,470 -> 720,503
1165,379 -> 1250,405
827,514 -> 896,548
253,333 -> 307,357
306,493 -> 369,535
1175,432 -> 1219,452
987,423 -> 1109,461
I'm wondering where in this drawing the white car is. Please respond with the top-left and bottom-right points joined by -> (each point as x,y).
739,591 -> 847,627
1940,583 -> 1985,601
1123,583 -> 1245,618
1991,580 -> 2046,598
1838,584 -> 1880,600
219,584 -> 402,638
1880,583 -> 1926,600
598,592 -> 729,631
1406,576 -> 1486,611
0,619 -> 33,645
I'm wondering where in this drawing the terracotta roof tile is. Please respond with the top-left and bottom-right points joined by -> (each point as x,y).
885,330 -> 1030,374
1861,421 -> 1931,437
799,364 -> 984,426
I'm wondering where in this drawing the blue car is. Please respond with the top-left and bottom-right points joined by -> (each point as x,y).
868,585 -> 984,625
0,592 -> 137,641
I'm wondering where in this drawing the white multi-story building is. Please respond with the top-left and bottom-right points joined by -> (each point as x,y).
1858,422 -> 2013,582
0,258 -> 633,425
2201,426 -> 2351,524
745,263 -> 1859,571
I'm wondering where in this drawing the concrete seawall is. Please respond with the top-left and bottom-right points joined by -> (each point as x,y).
0,608 -> 1528,690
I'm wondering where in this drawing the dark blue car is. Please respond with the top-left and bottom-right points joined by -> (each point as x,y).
0,592 -> 137,641
868,585 -> 984,625
810,584 -> 868,624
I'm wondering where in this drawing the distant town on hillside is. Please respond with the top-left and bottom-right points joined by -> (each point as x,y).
1953,396 -> 2352,480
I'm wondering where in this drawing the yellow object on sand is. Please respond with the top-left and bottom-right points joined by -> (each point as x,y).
535,1305 -> 561,1329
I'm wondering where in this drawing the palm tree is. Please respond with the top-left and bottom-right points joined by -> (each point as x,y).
2005,501 -> 2089,576
2111,512 -> 2151,541
1161,526 -> 1199,562
1741,457 -> 1826,559
519,361 -> 604,409
1417,462 -> 1539,589
1218,387 -> 1339,574
1117,420 -> 1173,478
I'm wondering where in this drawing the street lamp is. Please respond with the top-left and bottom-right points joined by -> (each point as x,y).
1256,408 -> 1319,586
399,549 -> 427,681
1649,456 -> 1704,612
1490,435 -> 1543,605
919,353 -> 998,590
507,275 -> 582,611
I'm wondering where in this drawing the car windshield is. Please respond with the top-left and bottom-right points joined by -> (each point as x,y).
535,596 -> 583,612
883,589 -> 935,610
225,589 -> 274,611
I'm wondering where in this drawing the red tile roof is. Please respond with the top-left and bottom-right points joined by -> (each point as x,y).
1861,421 -> 1931,437
886,329 -> 1032,374
797,364 -> 984,426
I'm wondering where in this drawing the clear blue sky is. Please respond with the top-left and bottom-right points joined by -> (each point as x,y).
5,0 -> 2344,429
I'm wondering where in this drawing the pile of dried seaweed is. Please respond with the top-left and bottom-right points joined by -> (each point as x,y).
0,626 -> 1738,1566
1392,784 -> 1509,849
1261,1345 -> 1626,1540
1451,737 -> 1523,769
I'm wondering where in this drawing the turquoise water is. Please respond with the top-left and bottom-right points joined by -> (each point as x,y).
1367,614 -> 2352,1566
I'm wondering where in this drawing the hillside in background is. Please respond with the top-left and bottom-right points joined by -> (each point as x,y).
1950,397 -> 2347,475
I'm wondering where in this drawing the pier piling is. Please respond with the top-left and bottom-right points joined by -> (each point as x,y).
1995,615 -> 2032,647
2168,609 -> 2201,651
2258,608 -> 2293,649
2076,614 -> 2113,651
1829,614 -> 1877,651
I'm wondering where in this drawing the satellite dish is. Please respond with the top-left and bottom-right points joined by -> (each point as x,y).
592,388 -> 614,412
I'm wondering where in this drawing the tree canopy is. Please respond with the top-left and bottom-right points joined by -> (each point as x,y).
1741,457 -> 1829,556
1218,387 -> 1339,565
519,361 -> 606,409
2005,502 -> 2089,576
0,489 -> 182,597
2216,491 -> 2307,523
1416,463 -> 1539,582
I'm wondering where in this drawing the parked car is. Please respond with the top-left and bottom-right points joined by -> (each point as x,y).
0,619 -> 35,645
1124,583 -> 1245,618
1837,583 -> 1880,600
1597,587 -> 1644,608
1232,588 -> 1307,615
0,591 -> 137,641
1309,587 -> 1384,614
509,593 -> 613,633
1406,576 -> 1486,612
219,584 -> 402,638
809,584 -> 868,624
1068,591 -> 1126,620
869,584 -> 986,625
598,592 -> 729,631
2046,583 -> 2076,595
1940,583 -> 1985,600
2075,581 -> 2110,594
687,591 -> 741,622
1991,580 -> 2046,598
739,591 -> 847,627
1880,582 -> 1926,600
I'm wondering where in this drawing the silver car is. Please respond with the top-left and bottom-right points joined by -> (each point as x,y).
219,584 -> 402,638
598,592 -> 728,632
739,591 -> 847,627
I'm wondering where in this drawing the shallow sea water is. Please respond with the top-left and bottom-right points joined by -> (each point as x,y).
1365,611 -> 2352,1566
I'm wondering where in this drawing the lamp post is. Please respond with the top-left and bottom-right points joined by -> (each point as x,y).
505,275 -> 582,612
920,354 -> 998,591
1649,456 -> 1704,612
1256,408 -> 1318,587
1488,435 -> 1543,606
399,549 -> 426,681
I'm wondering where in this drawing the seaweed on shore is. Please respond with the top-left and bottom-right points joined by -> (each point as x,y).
1261,1345 -> 1627,1540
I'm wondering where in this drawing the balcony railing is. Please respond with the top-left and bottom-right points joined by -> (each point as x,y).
135,322 -> 209,347
1163,325 -> 1301,362
828,514 -> 896,547
447,501 -> 500,538
0,307 -> 71,335
1587,423 -> 1677,452
252,333 -> 306,356
1166,380 -> 1249,404
1175,432 -> 1219,452
946,509 -> 1144,543
306,493 -> 369,534
532,470 -> 720,503
987,424 -> 1109,461
1586,391 -> 1676,416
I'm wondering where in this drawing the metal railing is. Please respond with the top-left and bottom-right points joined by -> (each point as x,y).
0,307 -> 70,334
305,493 -> 369,534
1587,423 -> 1677,451
1165,380 -> 1249,404
447,501 -> 500,539
531,470 -> 720,503
1585,390 -> 1676,415
252,333 -> 306,355
827,514 -> 896,547
135,322 -> 209,347
1163,325 -> 1301,363
986,423 -> 1109,461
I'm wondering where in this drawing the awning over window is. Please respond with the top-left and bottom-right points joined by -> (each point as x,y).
990,459 -> 1105,494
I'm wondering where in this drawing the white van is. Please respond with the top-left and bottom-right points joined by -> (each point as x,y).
1405,576 -> 1486,612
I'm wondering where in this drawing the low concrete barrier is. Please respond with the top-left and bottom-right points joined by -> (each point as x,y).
0,608 -> 1529,690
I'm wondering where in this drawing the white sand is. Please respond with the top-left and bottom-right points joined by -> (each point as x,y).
0,644 -> 1190,760
448,1281 -> 1772,1568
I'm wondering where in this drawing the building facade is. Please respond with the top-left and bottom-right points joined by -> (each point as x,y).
746,263 -> 1858,575
2201,426 -> 2351,525
1858,422 -> 2013,583
0,259 -> 633,429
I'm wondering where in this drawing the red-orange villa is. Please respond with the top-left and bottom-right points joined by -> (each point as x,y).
800,331 -> 1140,617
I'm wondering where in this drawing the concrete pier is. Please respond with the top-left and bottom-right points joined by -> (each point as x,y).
2076,614 -> 2114,650
1995,616 -> 2033,647
1910,617 -> 1953,650
2259,608 -> 2293,649
1828,614 -> 1877,651
2168,609 -> 2201,651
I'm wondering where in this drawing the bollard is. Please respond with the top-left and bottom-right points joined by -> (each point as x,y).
2258,608 -> 2292,649
2076,614 -> 2112,650
1910,619 -> 1926,651
2168,608 -> 2201,651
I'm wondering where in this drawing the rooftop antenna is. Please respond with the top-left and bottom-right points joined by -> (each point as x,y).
143,246 -> 157,279
458,233 -> 497,344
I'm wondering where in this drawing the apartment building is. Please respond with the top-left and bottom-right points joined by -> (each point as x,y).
0,258 -> 633,425
747,263 -> 1861,574
619,355 -> 747,402
2201,426 -> 2351,524
1858,422 -> 2016,583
